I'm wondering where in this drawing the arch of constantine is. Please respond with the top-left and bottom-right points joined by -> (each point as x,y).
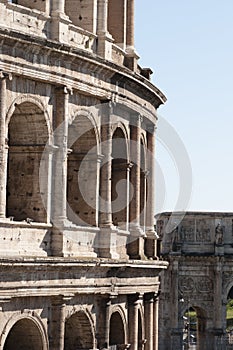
157,212 -> 233,350
0,0 -> 168,349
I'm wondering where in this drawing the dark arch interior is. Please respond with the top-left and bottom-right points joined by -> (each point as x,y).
3,318 -> 44,350
7,102 -> 49,222
111,128 -> 128,228
67,115 -> 98,226
109,312 -> 125,346
64,311 -> 94,350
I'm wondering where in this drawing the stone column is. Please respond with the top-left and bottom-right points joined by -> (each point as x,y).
145,125 -> 158,259
51,0 -> 65,13
50,296 -> 66,350
126,0 -> 134,50
128,295 -> 140,350
52,86 -> 72,256
128,114 -> 144,259
98,102 -> 118,258
96,294 -> 114,349
170,260 -> 182,349
97,0 -> 113,59
144,293 -> 154,350
0,71 -> 11,218
213,259 -> 223,348
97,0 -> 108,35
125,0 -> 139,71
50,0 -> 70,42
153,296 -> 159,350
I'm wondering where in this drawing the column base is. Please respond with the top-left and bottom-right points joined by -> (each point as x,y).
50,11 -> 71,42
145,230 -> 159,260
51,222 -> 98,258
124,48 -> 140,72
127,236 -> 145,260
97,226 -> 120,259
97,32 -> 114,60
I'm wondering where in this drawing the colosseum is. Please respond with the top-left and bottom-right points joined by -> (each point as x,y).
0,0 -> 167,349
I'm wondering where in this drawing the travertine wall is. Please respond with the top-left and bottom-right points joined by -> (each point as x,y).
0,1 -> 168,349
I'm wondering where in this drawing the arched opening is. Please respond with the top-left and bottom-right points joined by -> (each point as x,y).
109,311 -> 125,347
65,0 -> 97,33
108,0 -> 126,49
7,102 -> 49,222
3,318 -> 44,350
140,139 -> 146,232
67,115 -> 98,226
226,287 -> 233,346
9,0 -> 47,13
182,306 -> 209,350
64,311 -> 94,350
111,128 -> 128,229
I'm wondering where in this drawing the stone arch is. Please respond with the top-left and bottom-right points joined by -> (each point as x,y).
64,310 -> 96,350
181,304 -> 207,350
109,308 -> 127,347
0,313 -> 48,350
111,121 -> 130,159
6,98 -> 51,222
224,281 -> 233,335
111,126 -> 128,229
224,279 -> 233,304
67,109 -> 100,226
6,95 -> 52,142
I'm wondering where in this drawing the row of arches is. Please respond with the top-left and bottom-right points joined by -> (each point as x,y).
1,309 -> 144,350
5,100 -> 149,231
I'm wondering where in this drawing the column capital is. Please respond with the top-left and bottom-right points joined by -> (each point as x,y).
0,71 -> 12,80
144,292 -> 155,303
128,293 -> 144,305
130,113 -> 143,126
55,85 -> 73,95
147,123 -> 157,135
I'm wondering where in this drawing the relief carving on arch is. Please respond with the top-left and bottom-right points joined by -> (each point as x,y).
179,276 -> 213,294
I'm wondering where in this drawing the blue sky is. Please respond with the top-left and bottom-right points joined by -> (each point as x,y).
135,0 -> 233,213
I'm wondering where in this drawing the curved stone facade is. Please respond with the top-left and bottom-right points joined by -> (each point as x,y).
0,1 -> 167,349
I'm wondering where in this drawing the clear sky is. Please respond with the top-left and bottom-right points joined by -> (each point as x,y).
135,0 -> 233,214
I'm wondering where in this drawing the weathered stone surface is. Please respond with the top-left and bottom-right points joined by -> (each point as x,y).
0,1 -> 167,349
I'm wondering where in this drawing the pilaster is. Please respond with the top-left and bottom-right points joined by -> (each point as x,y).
98,102 -> 119,259
49,296 -> 66,350
0,71 -> 12,218
51,86 -> 72,256
127,114 -> 145,260
144,293 -> 154,350
128,294 -> 142,350
97,0 -> 113,60
145,124 -> 158,259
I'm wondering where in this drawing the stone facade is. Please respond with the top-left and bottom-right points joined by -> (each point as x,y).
157,211 -> 233,350
0,1 -> 167,349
